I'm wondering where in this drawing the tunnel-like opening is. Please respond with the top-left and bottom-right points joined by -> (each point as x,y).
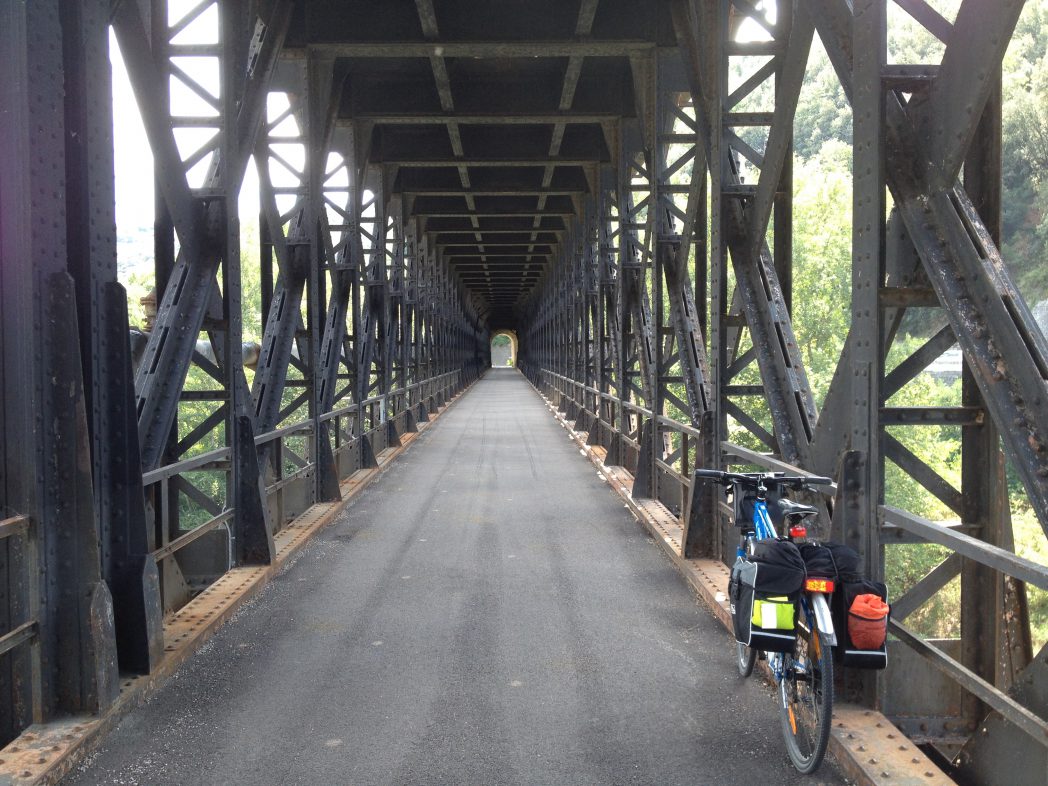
490,330 -> 517,367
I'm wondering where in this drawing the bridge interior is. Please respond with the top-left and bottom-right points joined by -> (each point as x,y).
64,369 -> 848,786
1,1 -> 1047,784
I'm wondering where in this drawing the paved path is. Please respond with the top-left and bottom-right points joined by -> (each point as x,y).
66,369 -> 843,786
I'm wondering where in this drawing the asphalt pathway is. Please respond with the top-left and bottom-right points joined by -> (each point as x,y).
66,368 -> 844,786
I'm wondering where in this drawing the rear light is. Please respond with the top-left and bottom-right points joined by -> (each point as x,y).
804,578 -> 834,593
789,525 -> 807,539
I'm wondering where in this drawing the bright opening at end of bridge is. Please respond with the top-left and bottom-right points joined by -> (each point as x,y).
491,331 -> 517,368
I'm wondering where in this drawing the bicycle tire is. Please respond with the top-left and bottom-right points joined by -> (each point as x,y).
736,642 -> 756,677
778,621 -> 833,773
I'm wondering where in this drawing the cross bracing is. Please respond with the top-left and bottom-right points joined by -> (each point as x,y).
1,1 -> 1047,782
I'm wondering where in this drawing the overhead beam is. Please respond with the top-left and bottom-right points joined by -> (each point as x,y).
289,41 -> 653,59
385,158 -> 599,167
414,210 -> 575,218
340,114 -> 619,126
402,188 -> 584,197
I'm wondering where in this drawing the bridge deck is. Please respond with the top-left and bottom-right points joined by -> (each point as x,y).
65,369 -> 843,785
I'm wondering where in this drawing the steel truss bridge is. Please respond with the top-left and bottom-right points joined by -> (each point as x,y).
1,0 -> 1047,783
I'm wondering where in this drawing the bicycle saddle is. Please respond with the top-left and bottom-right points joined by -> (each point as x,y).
777,499 -> 818,519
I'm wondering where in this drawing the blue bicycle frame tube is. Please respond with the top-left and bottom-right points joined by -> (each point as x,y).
753,499 -> 777,540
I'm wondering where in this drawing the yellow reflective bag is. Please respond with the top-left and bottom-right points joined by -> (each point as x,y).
751,595 -> 794,630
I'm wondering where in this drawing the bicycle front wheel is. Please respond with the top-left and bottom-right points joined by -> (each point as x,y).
736,642 -> 756,677
779,622 -> 833,773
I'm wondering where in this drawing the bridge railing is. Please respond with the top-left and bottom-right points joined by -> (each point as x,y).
140,370 -> 464,614
0,515 -> 38,733
541,369 -> 705,509
536,365 -> 1048,759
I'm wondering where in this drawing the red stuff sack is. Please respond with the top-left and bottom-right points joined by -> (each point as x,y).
848,593 -> 889,650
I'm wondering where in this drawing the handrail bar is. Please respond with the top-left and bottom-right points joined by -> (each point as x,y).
152,509 -> 234,562
890,619 -> 1048,748
142,447 -> 232,487
319,372 -> 461,424
142,372 -> 464,478
721,442 -> 839,494
881,505 -> 1048,591
0,621 -> 37,658
0,515 -> 29,541
254,420 -> 312,445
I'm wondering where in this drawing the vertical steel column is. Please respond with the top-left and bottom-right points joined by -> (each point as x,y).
850,0 -> 886,578
597,166 -> 622,455
62,0 -> 163,673
305,54 -> 342,503
1,1 -> 42,745
221,1 -> 275,565
0,0 -> 120,742
315,120 -> 359,488
845,0 -> 886,707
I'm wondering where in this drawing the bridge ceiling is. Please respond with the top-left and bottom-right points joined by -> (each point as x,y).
282,0 -> 673,326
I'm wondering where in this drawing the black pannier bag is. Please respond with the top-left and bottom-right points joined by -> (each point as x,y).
750,539 -> 806,594
822,542 -> 862,582
799,541 -> 861,582
831,578 -> 890,669
729,540 -> 806,652
798,542 -> 836,578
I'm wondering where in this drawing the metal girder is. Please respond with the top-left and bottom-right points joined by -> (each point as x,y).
916,0 -> 1025,188
1,0 -> 122,744
389,158 -> 601,167
119,0 -> 292,472
340,113 -> 619,126
672,0 -> 818,470
806,0 -> 1048,541
654,75 -> 713,430
297,41 -> 653,59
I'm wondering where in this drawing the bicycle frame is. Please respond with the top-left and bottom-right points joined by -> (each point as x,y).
707,468 -> 839,773
735,494 -> 776,558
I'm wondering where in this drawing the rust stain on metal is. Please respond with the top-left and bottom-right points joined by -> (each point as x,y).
831,706 -> 956,786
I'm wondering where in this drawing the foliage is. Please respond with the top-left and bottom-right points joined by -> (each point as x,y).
789,140 -> 853,406
1003,0 -> 1048,301
1014,508 -> 1048,650
792,40 -> 852,162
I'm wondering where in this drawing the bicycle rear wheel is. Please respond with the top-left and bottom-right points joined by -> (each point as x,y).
779,620 -> 833,773
736,642 -> 756,677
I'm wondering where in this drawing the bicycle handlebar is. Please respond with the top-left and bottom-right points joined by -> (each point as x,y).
693,468 -> 833,490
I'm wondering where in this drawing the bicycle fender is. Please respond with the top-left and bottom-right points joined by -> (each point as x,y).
810,592 -> 837,646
